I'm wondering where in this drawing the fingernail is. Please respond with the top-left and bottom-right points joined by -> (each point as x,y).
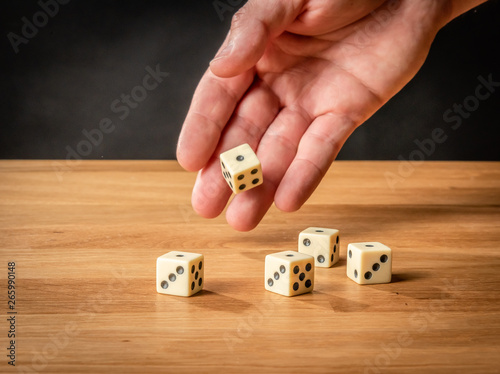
211,40 -> 233,63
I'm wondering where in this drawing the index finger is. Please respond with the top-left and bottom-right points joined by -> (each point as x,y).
176,67 -> 255,172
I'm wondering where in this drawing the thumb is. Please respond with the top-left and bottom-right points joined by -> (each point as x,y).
209,0 -> 305,78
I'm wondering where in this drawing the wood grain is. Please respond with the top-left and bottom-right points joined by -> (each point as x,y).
1,160 -> 500,373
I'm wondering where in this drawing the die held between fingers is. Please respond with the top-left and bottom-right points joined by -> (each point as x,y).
220,143 -> 263,194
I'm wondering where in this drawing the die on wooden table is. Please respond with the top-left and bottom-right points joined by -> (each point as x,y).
220,143 -> 263,194
156,251 -> 204,296
346,242 -> 392,285
298,227 -> 340,268
265,250 -> 315,297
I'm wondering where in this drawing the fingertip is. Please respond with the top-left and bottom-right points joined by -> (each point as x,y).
208,60 -> 237,79
191,198 -> 222,219
209,43 -> 239,78
274,162 -> 323,213
209,19 -> 267,78
209,52 -> 260,79
225,182 -> 275,231
274,179 -> 307,212
191,169 -> 231,219
274,197 -> 302,213
226,206 -> 259,232
176,119 -> 219,172
176,146 -> 204,172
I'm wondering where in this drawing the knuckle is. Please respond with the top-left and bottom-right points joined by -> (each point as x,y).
231,6 -> 248,29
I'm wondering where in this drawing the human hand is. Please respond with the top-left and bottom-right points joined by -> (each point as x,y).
176,0 -> 460,231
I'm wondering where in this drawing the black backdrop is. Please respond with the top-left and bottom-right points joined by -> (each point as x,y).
1,0 -> 499,161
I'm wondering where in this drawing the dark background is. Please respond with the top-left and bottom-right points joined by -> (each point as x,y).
1,0 -> 499,161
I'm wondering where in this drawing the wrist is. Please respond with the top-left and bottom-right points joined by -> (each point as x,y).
399,1 -> 454,42
440,0 -> 488,26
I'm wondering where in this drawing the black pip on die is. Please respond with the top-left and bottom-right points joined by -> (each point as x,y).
220,143 -> 263,194
265,251 -> 314,297
156,251 -> 204,296
298,227 -> 340,268
346,242 -> 392,285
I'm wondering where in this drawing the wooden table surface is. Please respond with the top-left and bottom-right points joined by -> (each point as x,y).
1,160 -> 500,373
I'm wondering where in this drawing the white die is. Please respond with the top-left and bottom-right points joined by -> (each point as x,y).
298,227 -> 340,268
220,143 -> 263,194
346,242 -> 392,285
156,251 -> 204,296
265,251 -> 314,297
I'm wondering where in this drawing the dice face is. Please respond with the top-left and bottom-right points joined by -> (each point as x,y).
265,251 -> 314,297
346,242 -> 392,285
298,227 -> 340,268
220,143 -> 263,194
156,251 -> 204,296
